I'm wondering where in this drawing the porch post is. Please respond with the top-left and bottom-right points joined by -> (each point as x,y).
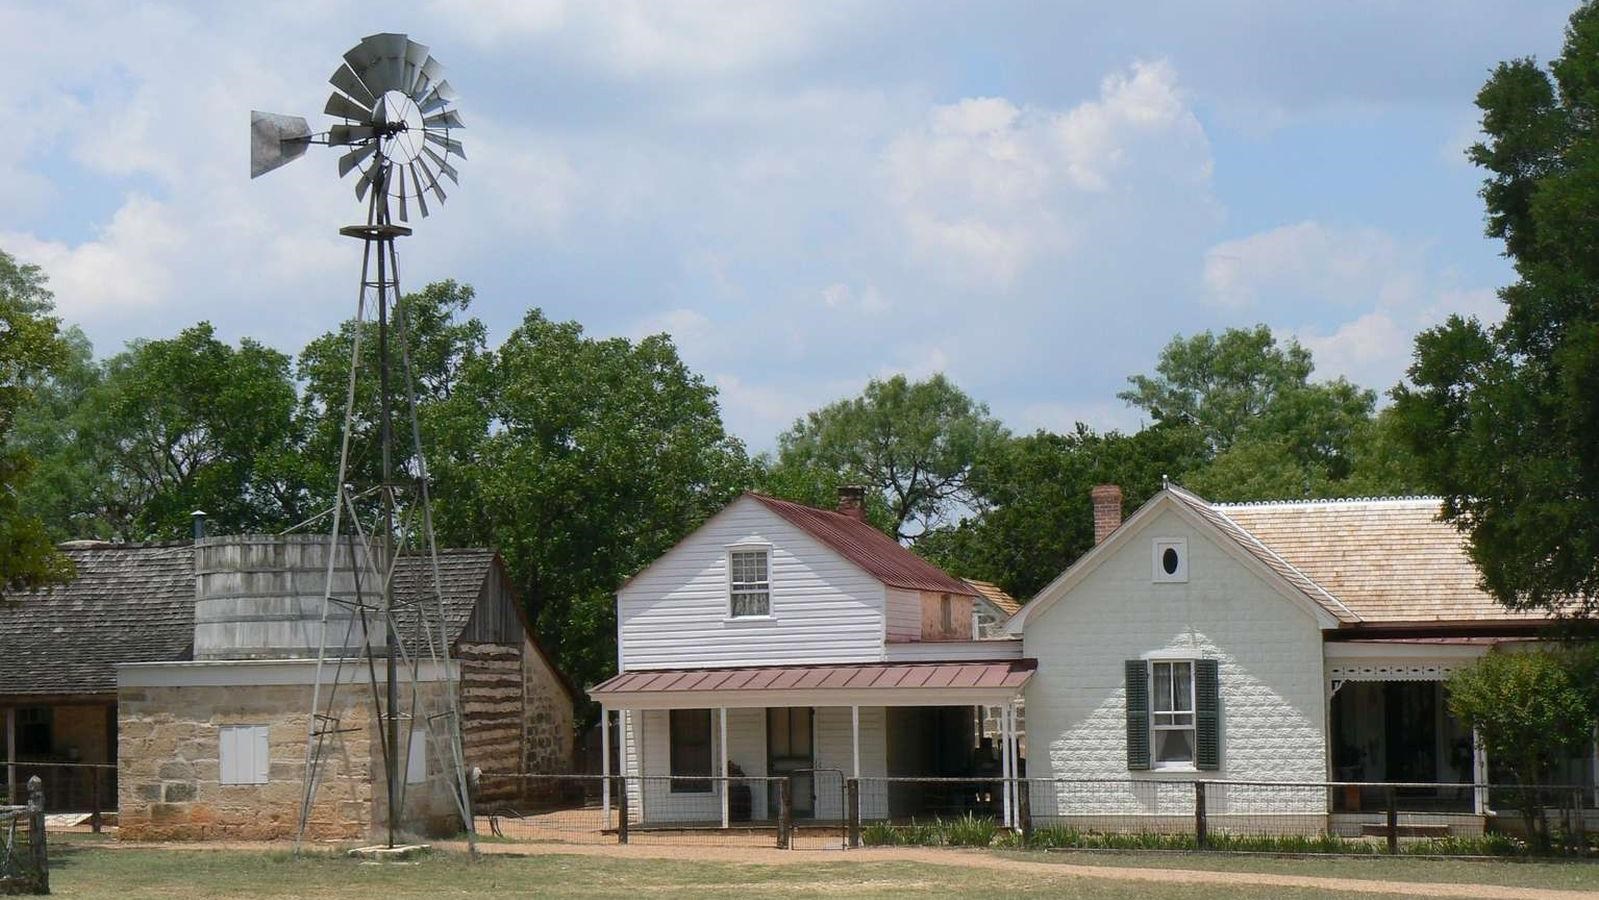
1000,702 -> 1013,828
850,706 -> 860,779
719,707 -> 729,828
1006,700 -> 1020,829
4,706 -> 13,803
601,705 -> 611,822
1472,727 -> 1489,815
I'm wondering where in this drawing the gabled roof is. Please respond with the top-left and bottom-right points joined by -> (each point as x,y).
746,493 -> 977,596
963,578 -> 1020,617
1216,497 -> 1542,623
0,541 -> 519,697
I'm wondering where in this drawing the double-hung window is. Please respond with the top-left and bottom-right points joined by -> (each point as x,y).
729,548 -> 770,618
1150,660 -> 1195,767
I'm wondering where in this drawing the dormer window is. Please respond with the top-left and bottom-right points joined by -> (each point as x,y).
729,547 -> 771,617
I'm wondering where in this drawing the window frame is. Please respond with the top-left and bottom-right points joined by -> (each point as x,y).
1152,538 -> 1189,583
668,709 -> 714,793
726,544 -> 773,619
1149,659 -> 1197,770
219,724 -> 270,786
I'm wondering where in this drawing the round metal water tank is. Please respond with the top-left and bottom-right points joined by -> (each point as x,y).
193,534 -> 387,660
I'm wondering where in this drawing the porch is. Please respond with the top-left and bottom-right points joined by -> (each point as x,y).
1,697 -> 116,813
589,659 -> 1034,829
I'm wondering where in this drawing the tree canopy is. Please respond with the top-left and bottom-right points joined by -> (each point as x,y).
767,373 -> 1008,541
1392,2 -> 1599,616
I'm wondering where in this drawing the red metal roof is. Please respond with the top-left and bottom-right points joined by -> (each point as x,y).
591,658 -> 1036,696
745,492 -> 977,596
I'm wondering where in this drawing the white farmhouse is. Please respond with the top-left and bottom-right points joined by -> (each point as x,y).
590,488 -> 1030,826
1008,482 -> 1588,836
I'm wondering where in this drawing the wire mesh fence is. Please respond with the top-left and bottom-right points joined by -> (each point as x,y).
464,773 -> 1598,856
2,762 -> 115,829
0,777 -> 48,895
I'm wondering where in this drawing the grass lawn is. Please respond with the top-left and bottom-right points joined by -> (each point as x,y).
35,839 -> 1598,898
1009,848 -> 1599,893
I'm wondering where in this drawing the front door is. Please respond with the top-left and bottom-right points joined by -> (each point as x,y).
767,707 -> 814,818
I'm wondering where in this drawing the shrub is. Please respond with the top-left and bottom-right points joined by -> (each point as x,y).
944,813 -> 998,847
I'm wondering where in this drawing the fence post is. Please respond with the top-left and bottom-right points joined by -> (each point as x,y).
1575,789 -> 1587,854
1385,786 -> 1398,855
846,778 -> 860,849
91,766 -> 102,834
1018,778 -> 1032,844
27,775 -> 46,893
614,774 -> 629,845
778,778 -> 792,850
1194,781 -> 1208,851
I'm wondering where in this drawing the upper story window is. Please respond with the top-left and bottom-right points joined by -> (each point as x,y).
729,548 -> 771,617
1152,538 -> 1188,583
940,594 -> 953,633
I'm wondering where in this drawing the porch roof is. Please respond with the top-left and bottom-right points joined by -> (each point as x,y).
590,658 -> 1035,709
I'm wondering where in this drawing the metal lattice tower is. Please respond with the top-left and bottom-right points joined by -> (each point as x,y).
249,32 -> 474,852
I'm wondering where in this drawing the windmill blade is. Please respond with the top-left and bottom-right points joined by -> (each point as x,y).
328,124 -> 376,145
355,162 -> 376,202
324,92 -> 374,122
403,39 -> 430,95
329,63 -> 378,109
338,143 -> 377,177
417,81 -> 454,115
423,146 -> 459,184
424,131 -> 465,159
415,156 -> 447,203
352,33 -> 409,98
250,111 -> 311,178
395,165 -> 409,222
410,163 -> 430,218
411,57 -> 444,101
423,110 -> 464,130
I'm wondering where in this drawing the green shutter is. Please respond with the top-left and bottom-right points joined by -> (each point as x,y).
1195,658 -> 1220,771
1125,660 -> 1150,770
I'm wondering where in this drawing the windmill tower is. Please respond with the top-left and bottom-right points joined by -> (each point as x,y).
250,32 -> 472,851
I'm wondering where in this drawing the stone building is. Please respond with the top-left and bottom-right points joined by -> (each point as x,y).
0,534 -> 574,840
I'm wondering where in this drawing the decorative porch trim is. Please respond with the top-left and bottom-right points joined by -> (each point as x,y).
1327,661 -> 1461,682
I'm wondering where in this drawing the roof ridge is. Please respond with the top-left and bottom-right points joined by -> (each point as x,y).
1213,496 -> 1443,509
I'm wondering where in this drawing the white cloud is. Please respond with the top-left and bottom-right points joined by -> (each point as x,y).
1,195 -> 183,320
1208,221 -> 1504,390
883,60 -> 1212,286
819,282 -> 889,314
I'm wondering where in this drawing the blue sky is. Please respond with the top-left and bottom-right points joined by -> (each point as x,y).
0,1 -> 1575,448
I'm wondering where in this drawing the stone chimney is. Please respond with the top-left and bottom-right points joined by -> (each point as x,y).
837,485 -> 868,522
1091,484 -> 1123,545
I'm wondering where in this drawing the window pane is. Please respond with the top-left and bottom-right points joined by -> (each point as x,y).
1173,662 -> 1193,712
1156,728 -> 1194,765
1152,662 -> 1173,712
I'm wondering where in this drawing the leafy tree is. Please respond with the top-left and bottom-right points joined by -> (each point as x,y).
1446,647 -> 1599,848
770,374 -> 1008,541
1392,3 -> 1599,616
430,309 -> 752,691
70,324 -> 306,538
916,422 -> 1207,599
0,250 -> 73,591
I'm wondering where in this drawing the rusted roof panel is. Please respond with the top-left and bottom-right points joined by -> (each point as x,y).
747,493 -> 977,596
591,658 -> 1036,697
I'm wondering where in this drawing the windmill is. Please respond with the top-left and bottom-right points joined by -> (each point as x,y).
250,32 -> 472,851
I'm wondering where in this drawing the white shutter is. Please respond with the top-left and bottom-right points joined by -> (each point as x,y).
220,725 -> 270,785
406,727 -> 428,784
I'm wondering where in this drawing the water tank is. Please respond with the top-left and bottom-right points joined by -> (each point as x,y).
193,534 -> 387,660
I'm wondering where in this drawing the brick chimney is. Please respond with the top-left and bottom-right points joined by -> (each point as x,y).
837,485 -> 868,522
1091,484 -> 1123,545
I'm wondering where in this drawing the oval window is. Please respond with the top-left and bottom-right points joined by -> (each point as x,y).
1161,547 -> 1180,575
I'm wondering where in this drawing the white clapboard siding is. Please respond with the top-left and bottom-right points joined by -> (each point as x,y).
813,706 -> 888,820
884,639 -> 1024,661
619,496 -> 888,670
884,587 -> 920,642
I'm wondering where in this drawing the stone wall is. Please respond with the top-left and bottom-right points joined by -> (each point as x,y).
117,677 -> 460,841
458,642 -> 522,802
521,636 -> 574,779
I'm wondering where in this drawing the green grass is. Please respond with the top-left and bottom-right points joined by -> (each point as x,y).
33,843 -> 1493,899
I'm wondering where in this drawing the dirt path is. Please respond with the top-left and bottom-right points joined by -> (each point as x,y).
446,840 -> 1596,900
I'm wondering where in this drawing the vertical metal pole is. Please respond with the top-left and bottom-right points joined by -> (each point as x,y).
1193,781 -> 1208,850
1385,786 -> 1398,854
375,184 -> 400,850
719,708 -> 729,829
5,707 -> 14,803
601,707 -> 611,824
1006,702 -> 1020,829
91,766 -> 102,834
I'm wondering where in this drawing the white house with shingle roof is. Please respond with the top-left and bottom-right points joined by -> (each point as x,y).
1006,483 -> 1591,835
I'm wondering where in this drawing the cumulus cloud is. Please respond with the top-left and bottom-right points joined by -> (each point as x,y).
1,195 -> 183,319
883,60 -> 1212,286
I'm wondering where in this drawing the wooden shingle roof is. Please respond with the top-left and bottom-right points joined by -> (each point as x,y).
962,578 -> 1021,617
1215,497 -> 1539,624
0,542 -> 503,697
